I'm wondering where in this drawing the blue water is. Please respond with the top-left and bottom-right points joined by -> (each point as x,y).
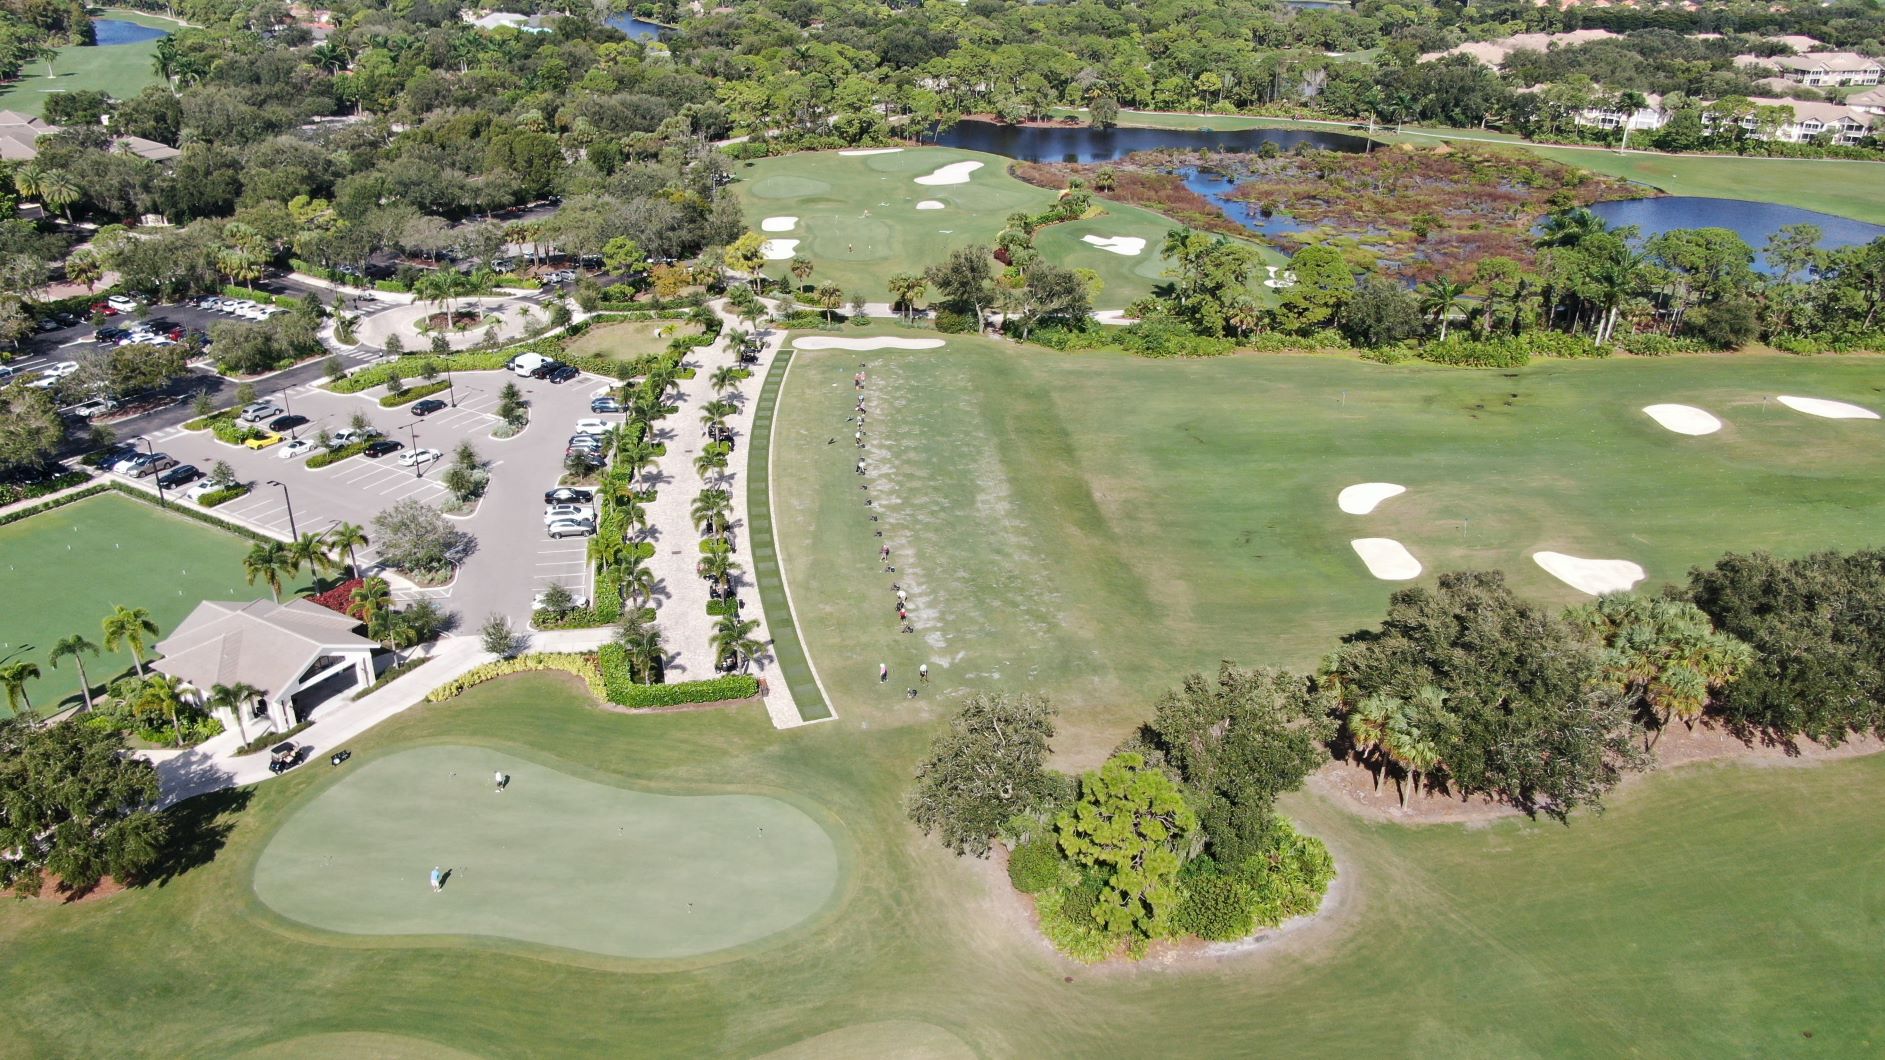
605,14 -> 668,40
1588,197 -> 1885,272
1181,168 -> 1311,240
92,18 -> 169,45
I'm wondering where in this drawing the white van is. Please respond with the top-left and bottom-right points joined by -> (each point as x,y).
509,352 -> 552,377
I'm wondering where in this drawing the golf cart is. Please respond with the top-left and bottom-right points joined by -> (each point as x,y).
268,741 -> 306,774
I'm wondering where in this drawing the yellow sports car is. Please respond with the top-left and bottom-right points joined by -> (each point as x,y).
242,432 -> 284,450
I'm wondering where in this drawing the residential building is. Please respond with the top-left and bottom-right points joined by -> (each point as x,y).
0,108 -> 181,163
1771,52 -> 1882,88
1575,93 -> 1669,131
153,599 -> 382,734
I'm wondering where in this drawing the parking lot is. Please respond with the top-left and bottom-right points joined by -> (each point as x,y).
126,367 -> 616,623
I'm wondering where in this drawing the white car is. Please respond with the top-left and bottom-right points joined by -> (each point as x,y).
183,478 -> 225,502
238,401 -> 284,423
546,518 -> 596,540
543,504 -> 596,525
278,438 -> 315,460
570,419 -> 613,436
72,396 -> 120,419
106,295 -> 139,313
546,269 -> 577,283
108,452 -> 147,474
398,447 -> 442,467
26,361 -> 79,388
329,427 -> 379,448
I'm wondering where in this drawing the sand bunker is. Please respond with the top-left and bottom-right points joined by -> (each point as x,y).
915,161 -> 983,186
1351,539 -> 1422,581
791,336 -> 946,351
759,238 -> 799,261
839,147 -> 904,156
1092,310 -> 1139,326
760,216 -> 798,233
1642,404 -> 1723,436
1776,395 -> 1880,420
1337,483 -> 1406,515
1532,551 -> 1646,596
1081,235 -> 1146,256
915,200 -> 946,210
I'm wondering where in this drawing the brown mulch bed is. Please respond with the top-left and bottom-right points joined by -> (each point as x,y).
28,874 -> 127,904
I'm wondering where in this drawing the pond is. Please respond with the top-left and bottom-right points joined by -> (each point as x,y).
1180,168 -> 1311,240
605,14 -> 668,40
932,119 -> 1368,164
92,18 -> 169,45
1588,197 -> 1885,270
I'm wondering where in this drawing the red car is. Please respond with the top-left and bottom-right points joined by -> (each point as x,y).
91,301 -> 119,317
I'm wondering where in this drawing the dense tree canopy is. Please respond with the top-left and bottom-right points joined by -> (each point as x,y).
0,715 -> 168,896
907,692 -> 1066,856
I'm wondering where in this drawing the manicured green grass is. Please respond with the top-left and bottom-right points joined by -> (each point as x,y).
254,743 -> 840,958
0,11 -> 172,119
562,318 -> 702,364
772,336 -> 1885,757
3,671 -> 1883,1055
745,345 -> 832,721
734,147 -> 1240,308
0,492 -> 274,713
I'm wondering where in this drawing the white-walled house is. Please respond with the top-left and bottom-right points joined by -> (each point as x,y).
154,599 -> 380,735
1771,52 -> 1883,88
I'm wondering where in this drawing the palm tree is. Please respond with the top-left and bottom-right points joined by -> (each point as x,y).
814,283 -> 844,324
369,608 -> 416,663
0,660 -> 42,715
102,605 -> 160,677
291,532 -> 339,581
711,614 -> 763,673
32,167 -> 79,222
788,255 -> 814,292
243,540 -> 295,603
1225,297 -> 1262,338
1535,207 -> 1606,249
208,681 -> 262,745
700,398 -> 736,439
618,552 -> 657,610
614,616 -> 665,684
1347,692 -> 1440,804
693,447 -> 729,485
49,634 -> 101,713
64,248 -> 103,293
691,489 -> 732,537
1418,278 -> 1469,342
326,522 -> 370,576
135,674 -> 189,747
414,268 -> 474,327
887,273 -> 927,322
699,539 -> 741,598
349,576 -> 393,623
710,365 -> 741,394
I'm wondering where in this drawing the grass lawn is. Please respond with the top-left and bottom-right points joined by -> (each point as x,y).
562,318 -> 703,364
0,492 -> 274,713
254,744 -> 841,959
734,146 -> 1243,308
0,10 -> 172,119
771,333 -> 1885,759
2,671 -> 1883,1055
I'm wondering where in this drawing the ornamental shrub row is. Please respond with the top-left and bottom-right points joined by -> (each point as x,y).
424,653 -> 606,702
0,483 -> 110,527
306,441 -> 368,468
379,380 -> 452,407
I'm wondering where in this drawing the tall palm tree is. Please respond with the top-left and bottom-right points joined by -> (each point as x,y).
102,605 -> 160,677
617,438 -> 658,486
887,273 -> 927,322
350,576 -> 393,623
0,660 -> 42,715
34,168 -> 80,222
291,532 -> 339,581
699,539 -> 741,599
614,616 -> 665,684
788,255 -> 814,292
618,552 -> 657,610
1535,207 -> 1607,249
709,365 -> 741,394
711,614 -> 763,673
1346,692 -> 1440,805
1418,277 -> 1469,342
208,682 -> 262,746
700,398 -> 737,434
326,522 -> 370,576
243,540 -> 295,603
49,634 -> 101,713
693,447 -> 729,485
369,609 -> 416,663
691,489 -> 733,538
135,674 -> 189,746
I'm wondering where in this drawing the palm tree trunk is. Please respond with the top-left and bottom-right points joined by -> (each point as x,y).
76,660 -> 93,712
132,650 -> 147,678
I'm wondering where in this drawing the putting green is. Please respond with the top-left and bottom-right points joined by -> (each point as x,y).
733,146 -> 1269,307
253,745 -> 841,958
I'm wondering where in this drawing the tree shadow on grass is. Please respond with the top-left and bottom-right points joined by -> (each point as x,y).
144,786 -> 253,888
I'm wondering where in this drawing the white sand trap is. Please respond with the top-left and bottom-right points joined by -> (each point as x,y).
1533,551 -> 1646,596
1641,404 -> 1722,436
1337,482 -> 1407,515
914,161 -> 983,186
1350,539 -> 1422,581
759,238 -> 799,261
1092,310 -> 1139,326
1080,235 -> 1146,256
915,200 -> 946,210
791,336 -> 946,351
1776,395 -> 1880,420
839,147 -> 903,156
760,216 -> 798,233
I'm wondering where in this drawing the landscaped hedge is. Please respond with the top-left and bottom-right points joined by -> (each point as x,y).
351,656 -> 430,700
0,468 -> 91,506
222,285 -> 302,308
0,483 -> 110,527
306,441 -> 368,468
185,411 -> 267,446
197,484 -> 251,508
379,380 -> 452,407
598,644 -> 758,707
107,482 -> 270,541
330,353 -> 509,393
425,653 -> 607,702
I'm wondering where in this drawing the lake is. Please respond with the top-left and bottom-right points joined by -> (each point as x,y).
932,119 -> 1368,163
92,18 -> 169,45
605,14 -> 668,40
1589,197 -> 1885,270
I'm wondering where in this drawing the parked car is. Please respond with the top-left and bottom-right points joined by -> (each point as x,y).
547,518 -> 596,540
35,317 -> 61,333
155,464 -> 200,489
52,311 -> 79,327
544,504 -> 597,524
26,361 -> 79,389
330,427 -> 381,448
106,450 -> 146,474
546,269 -> 576,283
570,418 -> 612,436
94,326 -> 129,344
543,487 -> 594,505
411,398 -> 448,416
183,477 -> 224,502
269,414 -> 307,433
90,301 -> 119,316
106,294 -> 139,313
238,401 -> 284,423
546,364 -> 578,384
528,359 -> 565,379
127,452 -> 178,478
589,396 -> 622,414
278,438 -> 315,460
71,396 -> 120,419
363,440 -> 403,458
242,432 -> 285,450
398,447 -> 441,467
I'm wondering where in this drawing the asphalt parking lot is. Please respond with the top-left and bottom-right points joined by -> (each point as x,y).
128,367 -> 617,623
